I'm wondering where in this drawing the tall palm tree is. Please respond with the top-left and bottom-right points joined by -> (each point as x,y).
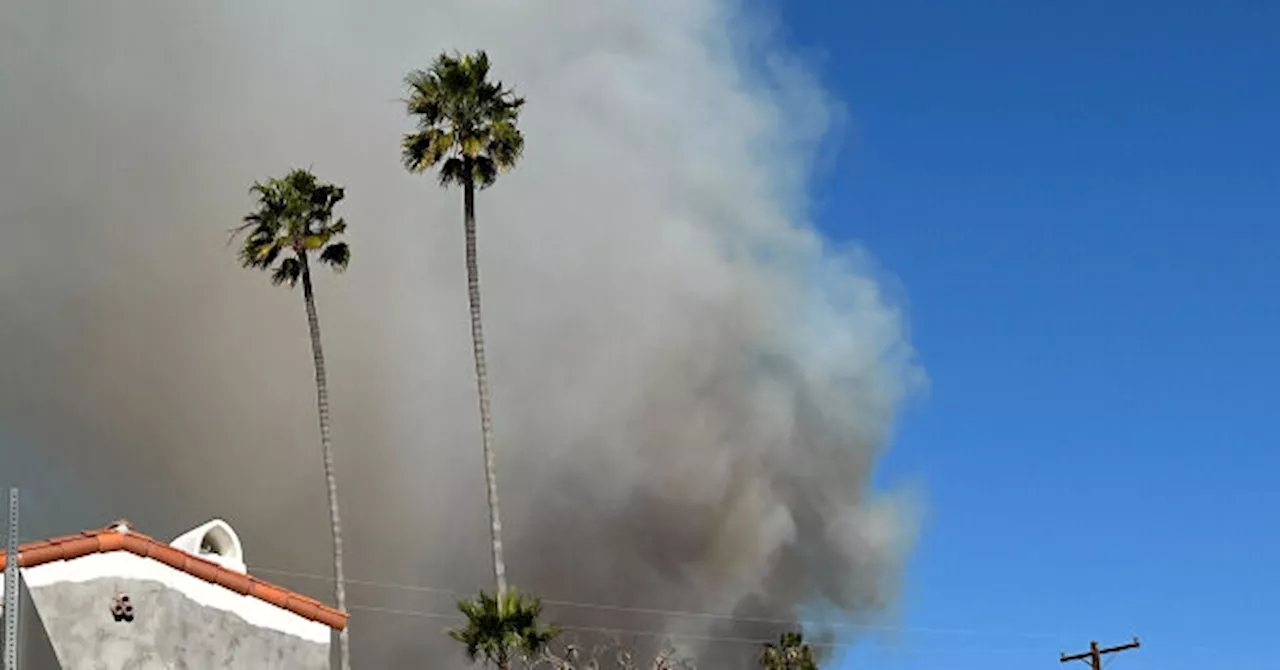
401,50 -> 525,598
450,589 -> 560,670
232,168 -> 354,670
760,632 -> 818,670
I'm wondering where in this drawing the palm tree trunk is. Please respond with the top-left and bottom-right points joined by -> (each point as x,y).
463,169 -> 508,599
300,255 -> 351,670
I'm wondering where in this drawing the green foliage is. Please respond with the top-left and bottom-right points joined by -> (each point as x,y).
402,50 -> 525,189
761,632 -> 818,670
449,589 -> 561,670
232,168 -> 351,286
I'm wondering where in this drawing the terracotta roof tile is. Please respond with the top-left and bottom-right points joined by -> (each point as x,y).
0,525 -> 347,631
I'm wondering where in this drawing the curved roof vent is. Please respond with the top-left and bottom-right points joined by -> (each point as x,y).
169,519 -> 246,573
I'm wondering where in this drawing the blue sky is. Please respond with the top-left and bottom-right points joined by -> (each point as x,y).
769,2 -> 1279,669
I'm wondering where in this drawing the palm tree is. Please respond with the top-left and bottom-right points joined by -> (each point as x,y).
450,589 -> 560,670
401,50 -> 525,598
760,632 -> 818,670
232,168 -> 354,670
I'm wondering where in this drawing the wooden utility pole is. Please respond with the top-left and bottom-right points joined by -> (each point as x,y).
1061,638 -> 1141,670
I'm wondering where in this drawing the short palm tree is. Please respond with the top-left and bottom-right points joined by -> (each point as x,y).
760,632 -> 818,670
232,168 -> 353,670
402,49 -> 525,598
450,589 -> 560,670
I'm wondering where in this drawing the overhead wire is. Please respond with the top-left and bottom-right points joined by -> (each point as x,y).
346,602 -> 1047,655
250,565 -> 1069,640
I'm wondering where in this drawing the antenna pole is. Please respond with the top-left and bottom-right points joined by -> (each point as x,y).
4,487 -> 20,670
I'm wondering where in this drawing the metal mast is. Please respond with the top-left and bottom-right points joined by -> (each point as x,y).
4,487 -> 19,670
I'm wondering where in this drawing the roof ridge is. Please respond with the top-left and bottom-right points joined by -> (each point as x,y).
0,525 -> 347,631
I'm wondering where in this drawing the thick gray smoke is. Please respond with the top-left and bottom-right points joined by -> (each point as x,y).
0,0 -> 921,666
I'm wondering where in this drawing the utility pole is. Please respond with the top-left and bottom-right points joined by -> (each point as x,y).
3,487 -> 19,670
1061,638 -> 1140,670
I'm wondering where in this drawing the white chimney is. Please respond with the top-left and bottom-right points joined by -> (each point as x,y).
169,519 -> 247,573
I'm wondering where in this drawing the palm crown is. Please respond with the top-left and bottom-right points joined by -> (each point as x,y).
449,589 -> 560,669
401,50 -> 525,188
761,632 -> 818,670
235,168 -> 351,285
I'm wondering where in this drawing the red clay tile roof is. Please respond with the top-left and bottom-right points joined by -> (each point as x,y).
0,525 -> 347,631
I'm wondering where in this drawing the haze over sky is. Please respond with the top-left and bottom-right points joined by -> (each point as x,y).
1,1 -> 1275,668
771,2 -> 1277,669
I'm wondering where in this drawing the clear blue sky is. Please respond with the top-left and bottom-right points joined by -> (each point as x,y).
771,2 -> 1279,669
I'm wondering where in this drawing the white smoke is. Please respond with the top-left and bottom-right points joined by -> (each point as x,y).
0,0 -> 922,665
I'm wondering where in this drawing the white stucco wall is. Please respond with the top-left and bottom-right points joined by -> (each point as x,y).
24,576 -> 330,670
1,552 -> 329,644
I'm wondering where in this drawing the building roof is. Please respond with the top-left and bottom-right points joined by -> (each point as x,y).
0,524 -> 347,631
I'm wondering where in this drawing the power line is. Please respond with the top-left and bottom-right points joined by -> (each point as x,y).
348,603 -> 806,647
251,566 -> 1066,639
346,603 -> 1045,655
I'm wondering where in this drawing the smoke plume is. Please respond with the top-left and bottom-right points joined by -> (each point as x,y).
0,0 -> 921,665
